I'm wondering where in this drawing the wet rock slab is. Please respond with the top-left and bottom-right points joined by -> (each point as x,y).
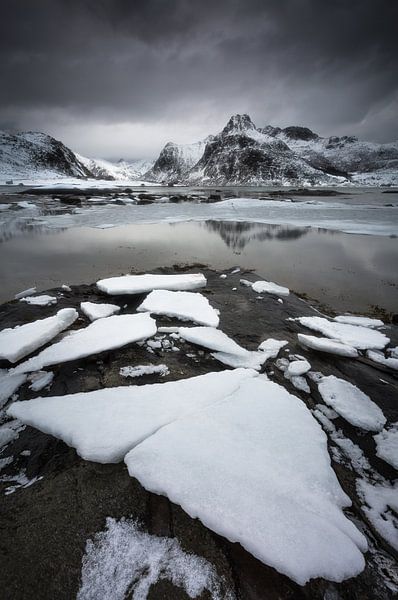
0,267 -> 397,599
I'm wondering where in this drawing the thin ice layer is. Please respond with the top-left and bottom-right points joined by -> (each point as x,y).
80,301 -> 120,321
0,308 -> 78,363
137,290 -> 219,327
125,377 -> 367,585
373,424 -> 398,470
8,369 -> 257,462
298,334 -> 358,357
12,313 -> 156,374
318,375 -> 386,432
97,273 -> 206,295
297,316 -> 389,350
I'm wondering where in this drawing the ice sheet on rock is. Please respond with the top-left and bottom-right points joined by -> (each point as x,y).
120,364 -> 169,378
297,316 -> 389,350
0,371 -> 27,409
125,377 -> 367,585
0,424 -> 19,449
97,273 -> 206,295
61,284 -> 72,292
356,480 -> 398,551
257,338 -> 288,358
137,290 -> 219,327
29,371 -> 54,392
78,517 -> 232,600
211,350 -> 269,371
19,295 -> 57,307
0,308 -> 78,364
389,346 -> 398,359
373,424 -> 398,470
334,315 -> 384,329
80,301 -> 120,321
178,327 -> 247,355
287,359 -> 311,377
14,287 -> 37,300
8,369 -> 257,462
298,334 -> 358,357
366,350 -> 398,371
251,280 -> 290,297
318,375 -> 386,432
12,313 -> 157,374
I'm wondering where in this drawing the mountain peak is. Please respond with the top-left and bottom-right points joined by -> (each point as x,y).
222,114 -> 256,136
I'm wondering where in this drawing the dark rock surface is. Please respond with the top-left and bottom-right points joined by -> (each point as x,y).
0,268 -> 397,599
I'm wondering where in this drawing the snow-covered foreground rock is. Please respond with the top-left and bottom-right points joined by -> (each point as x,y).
125,377 -> 367,585
137,290 -> 219,327
0,308 -> 78,363
298,334 -> 359,357
318,376 -> 386,432
78,518 -> 231,600
97,273 -> 206,295
12,313 -> 156,374
296,316 -> 389,350
8,369 -> 257,462
80,301 -> 120,321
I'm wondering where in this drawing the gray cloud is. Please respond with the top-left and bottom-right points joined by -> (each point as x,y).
1,0 -> 397,158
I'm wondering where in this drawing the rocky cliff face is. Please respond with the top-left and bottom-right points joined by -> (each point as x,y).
0,131 -> 92,182
146,114 -> 398,185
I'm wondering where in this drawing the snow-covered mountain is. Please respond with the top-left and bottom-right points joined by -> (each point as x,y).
77,155 -> 154,181
0,131 -> 92,183
146,115 -> 398,185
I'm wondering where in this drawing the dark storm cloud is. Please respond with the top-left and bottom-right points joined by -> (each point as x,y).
1,0 -> 397,157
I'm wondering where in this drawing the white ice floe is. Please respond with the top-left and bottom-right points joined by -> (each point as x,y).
137,290 -> 219,327
287,359 -> 311,377
8,369 -> 257,462
318,375 -> 386,432
61,284 -> 72,292
366,350 -> 398,371
389,346 -> 398,359
298,334 -> 359,357
334,315 -> 384,328
0,308 -> 78,363
97,273 -> 206,295
296,316 -> 389,350
178,327 -> 248,356
373,424 -> 398,470
0,370 -> 27,410
356,480 -> 398,551
219,274 -> 227,279
80,301 -> 120,321
120,364 -> 169,378
78,518 -> 231,600
251,280 -> 290,297
290,376 -> 310,393
125,377 -> 367,585
12,313 -> 157,374
14,287 -> 37,300
29,371 -> 54,392
19,294 -> 57,307
257,338 -> 288,357
0,425 -> 19,449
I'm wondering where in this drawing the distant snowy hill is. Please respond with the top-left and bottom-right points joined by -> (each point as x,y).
0,131 -> 92,183
77,155 -> 154,181
146,114 -> 398,186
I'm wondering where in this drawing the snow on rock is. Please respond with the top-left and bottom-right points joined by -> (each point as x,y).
125,377 -> 367,585
373,424 -> 398,470
12,313 -> 157,374
0,371 -> 27,410
19,295 -> 57,307
298,334 -> 359,357
178,326 -> 248,356
257,338 -> 288,358
137,291 -> 219,327
287,359 -> 311,377
8,369 -> 257,462
318,375 -> 386,432
296,316 -> 389,350
251,280 -> 290,297
61,284 -> 72,292
334,315 -> 384,329
29,371 -> 54,392
356,480 -> 398,551
80,301 -> 120,321
97,273 -> 206,295
14,287 -> 37,300
211,351 -> 268,370
0,308 -> 78,364
120,364 -> 170,378
78,517 -> 232,600
366,350 -> 398,371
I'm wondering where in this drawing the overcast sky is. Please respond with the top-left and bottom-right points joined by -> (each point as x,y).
1,0 -> 397,159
